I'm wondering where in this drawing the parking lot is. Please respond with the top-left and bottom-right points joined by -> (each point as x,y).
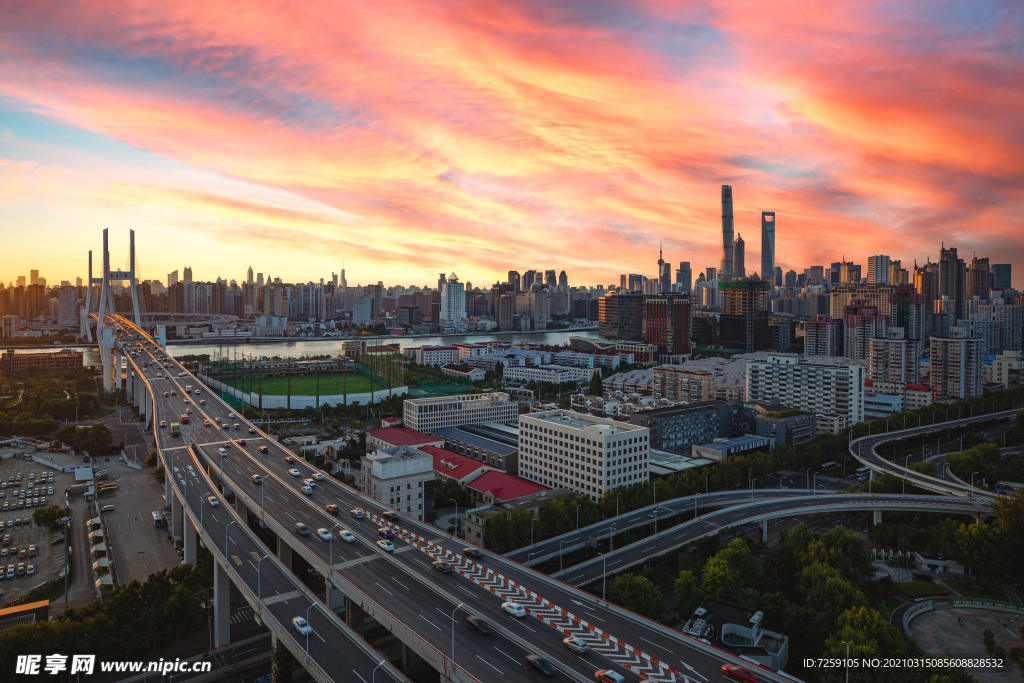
0,455 -> 69,604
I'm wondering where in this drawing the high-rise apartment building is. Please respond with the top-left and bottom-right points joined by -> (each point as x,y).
939,244 -> 966,321
978,300 -> 1023,352
167,270 -> 179,287
867,255 -> 891,284
598,292 -> 647,341
785,270 -> 797,287
507,271 -> 521,292
869,327 -> 920,384
992,264 -> 1012,292
719,279 -> 770,352
183,266 -> 193,283
843,300 -> 888,361
966,256 -> 990,302
958,316 -> 1001,355
57,286 -> 77,326
914,261 -> 939,313
830,283 -> 897,322
891,285 -> 926,343
761,212 -> 775,287
519,410 -> 650,500
643,294 -> 691,362
804,314 -> 843,357
719,185 -> 735,281
440,273 -> 466,324
403,393 -> 519,432
838,260 -> 855,286
930,327 -> 982,399
734,234 -> 746,279
746,354 -> 865,431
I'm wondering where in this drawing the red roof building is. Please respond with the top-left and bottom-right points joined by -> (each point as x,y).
423,446 -> 496,485
365,427 -> 443,453
467,471 -> 548,507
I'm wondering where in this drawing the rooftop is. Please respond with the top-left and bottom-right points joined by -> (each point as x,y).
433,427 -> 518,456
524,410 -> 644,434
368,445 -> 433,463
365,427 -> 441,447
404,392 -> 512,406
467,471 -> 548,501
423,446 -> 493,480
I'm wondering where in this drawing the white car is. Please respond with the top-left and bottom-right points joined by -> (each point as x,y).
229,413 -> 236,419
302,479 -> 316,487
502,601 -> 526,617
207,496 -> 219,507
339,530 -> 356,543
288,469 -> 301,477
377,540 -> 394,552
311,473 -> 325,481
183,398 -> 189,403
301,486 -> 313,495
563,636 -> 588,654
316,528 -> 332,542
292,616 -> 311,635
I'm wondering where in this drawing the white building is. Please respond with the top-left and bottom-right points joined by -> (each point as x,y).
746,354 -> 865,432
353,296 -> 375,325
403,392 -> 519,432
360,445 -> 435,521
57,286 -> 78,326
503,364 -> 598,384
415,345 -> 461,367
440,273 -> 466,324
519,410 -> 650,500
869,327 -> 920,384
930,327 -> 982,399
992,350 -> 1022,388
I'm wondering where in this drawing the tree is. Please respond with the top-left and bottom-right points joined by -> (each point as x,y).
434,477 -> 468,510
588,371 -> 603,396
606,574 -> 666,620
991,488 -> 1024,537
908,461 -> 936,476
145,450 -> 158,467
33,505 -> 69,529
702,539 -> 764,606
271,640 -> 294,683
952,523 -> 1003,578
153,466 -> 165,484
83,423 -> 114,455
672,570 -> 704,617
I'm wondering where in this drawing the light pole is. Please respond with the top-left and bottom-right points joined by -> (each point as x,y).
329,524 -> 343,575
705,472 -> 709,494
531,516 -> 535,546
560,540 -> 568,571
576,505 -> 581,530
841,640 -> 850,683
372,659 -> 386,683
450,498 -> 459,539
616,493 -> 620,517
256,553 -> 269,603
812,472 -> 819,495
450,602 -> 464,665
225,520 -> 237,553
305,602 -> 315,657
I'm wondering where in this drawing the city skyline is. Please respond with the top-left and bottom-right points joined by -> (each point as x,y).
2,1 -> 1022,287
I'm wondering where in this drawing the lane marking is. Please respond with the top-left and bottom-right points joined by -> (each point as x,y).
418,614 -> 441,631
475,655 -> 504,674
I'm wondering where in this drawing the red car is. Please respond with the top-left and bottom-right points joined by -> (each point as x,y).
721,664 -> 758,682
284,456 -> 296,464
325,504 -> 339,514
163,392 -> 169,397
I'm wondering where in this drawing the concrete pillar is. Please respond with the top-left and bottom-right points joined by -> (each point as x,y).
184,514 -> 197,564
873,510 -> 883,525
213,561 -> 232,647
760,520 -> 768,544
127,368 -> 134,401
171,492 -> 183,536
277,536 -> 293,572
100,327 -> 115,392
327,583 -> 345,610
115,353 -> 122,390
400,642 -> 408,673
164,463 -> 172,503
345,596 -> 365,638
974,515 -> 985,526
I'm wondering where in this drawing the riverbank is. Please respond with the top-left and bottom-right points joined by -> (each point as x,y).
168,325 -> 598,345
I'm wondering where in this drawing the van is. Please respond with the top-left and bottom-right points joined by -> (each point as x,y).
100,504 -> 114,512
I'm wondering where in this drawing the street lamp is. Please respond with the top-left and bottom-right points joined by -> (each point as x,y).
372,659 -> 386,683
450,498 -> 459,539
531,516 -> 535,546
841,641 -> 850,683
576,505 -> 581,531
305,602 -> 315,657
256,553 -> 269,603
559,540 -> 569,571
225,520 -> 237,554
450,602 -> 464,665
329,524 -> 343,576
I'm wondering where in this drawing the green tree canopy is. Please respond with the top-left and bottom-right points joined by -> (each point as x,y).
606,574 -> 666,620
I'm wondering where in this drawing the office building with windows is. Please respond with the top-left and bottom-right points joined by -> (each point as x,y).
403,392 -> 519,432
519,410 -> 650,499
746,354 -> 866,432
360,445 -> 435,521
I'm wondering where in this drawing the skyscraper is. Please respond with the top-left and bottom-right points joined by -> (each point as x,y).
557,270 -> 568,290
657,244 -> 671,293
168,270 -> 179,286
545,270 -> 557,289
939,245 -> 965,321
524,270 -> 537,290
29,270 -> 39,286
508,271 -> 521,292
675,262 -> 692,293
761,212 -> 775,287
774,266 -> 782,287
966,256 -> 990,302
992,264 -> 1012,291
247,266 -> 254,284
733,234 -> 746,278
866,255 -> 890,284
440,273 -> 466,323
183,266 -> 193,283
718,185 -> 734,281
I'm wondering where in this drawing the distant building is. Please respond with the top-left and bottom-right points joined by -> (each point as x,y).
628,401 -> 734,456
804,315 -> 843,357
364,427 -> 443,454
433,426 -> 519,474
869,327 -> 920,384
403,393 -> 519,433
467,471 -> 548,507
691,434 -> 772,462
360,445 -> 435,521
747,403 -> 816,447
746,354 -> 866,432
503,364 -> 597,384
415,345 -> 460,367
440,363 -> 486,381
992,350 -> 1022,388
1,349 -> 84,378
930,327 -> 982,399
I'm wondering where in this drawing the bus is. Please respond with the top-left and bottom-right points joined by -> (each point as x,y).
171,422 -> 180,436
180,414 -> 190,424
151,511 -> 164,527
855,466 -> 871,479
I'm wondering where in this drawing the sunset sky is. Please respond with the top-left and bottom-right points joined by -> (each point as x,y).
1,1 -> 1022,289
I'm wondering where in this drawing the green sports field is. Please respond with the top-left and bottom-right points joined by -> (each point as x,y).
219,373 -> 382,397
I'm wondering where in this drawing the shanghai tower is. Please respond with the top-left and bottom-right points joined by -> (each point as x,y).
718,185 -> 734,281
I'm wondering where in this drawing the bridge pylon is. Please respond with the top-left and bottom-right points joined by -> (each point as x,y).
85,228 -> 143,343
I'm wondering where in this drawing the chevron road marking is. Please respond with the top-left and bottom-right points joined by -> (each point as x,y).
370,513 -> 685,682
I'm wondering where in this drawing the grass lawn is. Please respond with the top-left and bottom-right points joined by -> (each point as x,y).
220,373 -> 379,397
940,579 -> 1008,600
894,580 -> 947,598
882,598 -> 905,615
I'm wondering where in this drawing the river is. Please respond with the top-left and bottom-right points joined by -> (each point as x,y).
65,328 -> 599,365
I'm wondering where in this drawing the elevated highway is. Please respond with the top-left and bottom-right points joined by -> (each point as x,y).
110,313 -> 799,683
